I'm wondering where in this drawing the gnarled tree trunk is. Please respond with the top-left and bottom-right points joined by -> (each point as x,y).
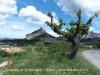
69,36 -> 80,60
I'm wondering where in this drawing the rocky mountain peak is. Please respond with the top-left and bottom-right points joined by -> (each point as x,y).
26,28 -> 55,40
38,27 -> 46,33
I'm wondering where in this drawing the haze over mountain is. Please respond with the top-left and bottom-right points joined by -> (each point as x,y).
25,28 -> 55,40
0,38 -> 12,41
85,31 -> 100,38
58,31 -> 100,40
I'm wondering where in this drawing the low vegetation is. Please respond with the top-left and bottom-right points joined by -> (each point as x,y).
93,40 -> 100,48
0,49 -> 10,57
47,40 -> 71,61
25,45 -> 33,52
34,41 -> 47,53
0,40 -> 100,75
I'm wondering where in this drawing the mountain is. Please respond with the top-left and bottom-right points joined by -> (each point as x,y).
58,36 -> 67,40
82,31 -> 100,39
58,31 -> 100,40
25,28 -> 55,40
0,38 -> 12,41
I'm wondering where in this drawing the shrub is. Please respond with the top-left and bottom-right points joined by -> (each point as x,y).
25,45 -> 33,52
34,41 -> 47,53
93,41 -> 100,48
11,51 -> 26,57
47,40 -> 71,61
47,40 -> 70,54
0,49 -> 10,57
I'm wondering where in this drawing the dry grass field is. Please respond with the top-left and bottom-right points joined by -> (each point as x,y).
0,47 -> 21,53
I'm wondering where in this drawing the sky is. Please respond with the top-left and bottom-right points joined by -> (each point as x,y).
0,0 -> 100,38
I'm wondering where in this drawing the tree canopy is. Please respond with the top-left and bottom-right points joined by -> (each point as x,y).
45,9 -> 98,40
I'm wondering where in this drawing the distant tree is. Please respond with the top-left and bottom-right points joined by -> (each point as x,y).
0,49 -> 10,57
93,40 -> 100,48
35,41 -> 47,53
45,9 -> 98,60
25,45 -> 33,52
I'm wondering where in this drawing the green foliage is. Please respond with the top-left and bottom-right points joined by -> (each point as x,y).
78,44 -> 92,52
58,18 -> 66,29
3,49 -> 100,75
47,40 -> 70,54
25,45 -> 33,52
0,49 -> 10,57
47,40 -> 71,61
11,51 -> 26,57
47,12 -> 53,17
35,41 -> 47,53
45,12 -> 66,30
69,20 -> 75,26
76,9 -> 82,22
45,9 -> 98,37
93,41 -> 100,48
95,13 -> 98,17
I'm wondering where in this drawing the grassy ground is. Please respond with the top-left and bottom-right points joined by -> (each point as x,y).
0,58 -> 7,64
0,47 -> 99,75
0,46 -> 23,64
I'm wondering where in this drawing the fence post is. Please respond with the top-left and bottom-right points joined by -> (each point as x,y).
8,57 -> 11,69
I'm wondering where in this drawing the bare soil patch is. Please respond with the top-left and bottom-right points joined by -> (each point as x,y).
1,47 -> 21,53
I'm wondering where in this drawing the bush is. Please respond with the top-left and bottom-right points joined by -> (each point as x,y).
0,49 -> 10,57
25,45 -> 33,52
47,40 -> 71,61
93,41 -> 100,48
34,41 -> 47,53
47,40 -> 70,54
11,51 -> 26,57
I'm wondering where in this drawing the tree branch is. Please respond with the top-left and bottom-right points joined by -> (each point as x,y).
45,12 -> 71,40
47,24 -> 70,39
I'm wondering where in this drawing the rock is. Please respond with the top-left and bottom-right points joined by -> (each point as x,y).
26,28 -> 55,40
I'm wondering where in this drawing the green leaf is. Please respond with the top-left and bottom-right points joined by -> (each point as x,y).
59,18 -> 63,23
76,9 -> 82,22
63,23 -> 66,25
69,20 -> 75,26
95,13 -> 98,17
45,21 -> 49,25
47,12 -> 53,17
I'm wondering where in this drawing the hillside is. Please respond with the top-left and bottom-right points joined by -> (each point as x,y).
0,28 -> 58,46
0,40 -> 100,75
26,28 -> 55,40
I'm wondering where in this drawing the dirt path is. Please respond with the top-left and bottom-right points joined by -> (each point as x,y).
0,61 -> 8,68
0,72 -> 3,75
0,61 -> 12,75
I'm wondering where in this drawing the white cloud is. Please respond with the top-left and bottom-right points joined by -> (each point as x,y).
57,0 -> 100,17
0,0 -> 17,26
0,21 -> 7,26
11,25 -> 24,31
94,31 -> 100,34
18,6 -> 58,25
93,17 -> 100,27
43,0 -> 47,2
48,31 -> 59,37
89,27 -> 95,31
0,14 -> 9,26
0,0 -> 17,15
52,12 -> 56,17
55,0 -> 57,2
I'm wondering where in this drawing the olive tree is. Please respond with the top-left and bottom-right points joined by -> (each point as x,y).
45,9 -> 98,60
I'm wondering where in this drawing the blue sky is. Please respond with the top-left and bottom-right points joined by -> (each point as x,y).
0,0 -> 100,38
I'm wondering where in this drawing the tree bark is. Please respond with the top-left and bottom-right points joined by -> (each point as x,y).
69,36 -> 80,60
